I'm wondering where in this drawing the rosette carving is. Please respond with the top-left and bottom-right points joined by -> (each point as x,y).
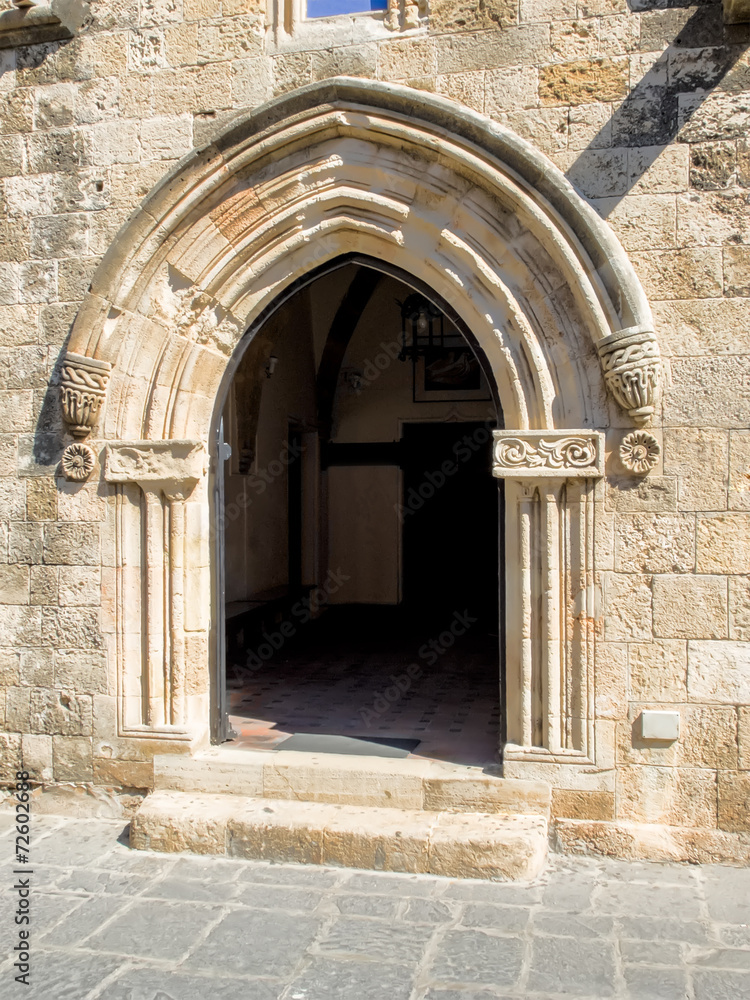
60,352 -> 112,439
493,431 -> 604,478
619,431 -> 660,474
61,442 -> 96,481
597,327 -> 661,425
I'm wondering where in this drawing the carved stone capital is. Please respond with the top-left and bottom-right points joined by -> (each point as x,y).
596,326 -> 661,425
492,430 -> 604,478
60,352 -> 112,439
104,440 -> 208,497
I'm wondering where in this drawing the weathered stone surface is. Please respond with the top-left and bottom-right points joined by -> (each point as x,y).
29,565 -> 58,606
663,427 -> 728,512
135,791 -> 548,880
55,649 -> 108,694
28,688 -> 93,736
430,0 -> 518,31
653,575 -> 727,640
606,477 -> 678,513
718,771 -> 750,832
26,476 -> 57,521
22,732 -> 54,781
724,245 -> 750,297
617,765 -> 717,827
729,576 -> 750,640
739,707 -> 750,770
688,640 -> 750,704
619,704 -> 738,769
629,640 -> 688,702
615,514 -> 694,573
19,648 -> 54,687
0,564 -> 29,605
602,573 -> 653,641
697,514 -> 750,573
93,757 -> 153,788
595,641 -> 628,719
552,789 -> 615,821
555,818 -> 750,865
436,71 -> 485,113
728,430 -> 750,511
631,248 -> 722,300
539,57 -> 628,106
43,522 -> 100,565
53,734 -> 94,781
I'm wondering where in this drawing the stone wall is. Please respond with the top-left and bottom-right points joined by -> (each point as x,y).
0,0 -> 748,839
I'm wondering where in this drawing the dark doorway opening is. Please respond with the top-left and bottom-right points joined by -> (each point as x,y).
402,421 -> 500,628
217,259 -> 503,765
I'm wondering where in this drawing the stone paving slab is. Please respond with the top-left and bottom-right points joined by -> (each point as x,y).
0,816 -> 749,999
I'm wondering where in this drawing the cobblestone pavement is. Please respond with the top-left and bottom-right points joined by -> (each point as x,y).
1,813 -> 749,999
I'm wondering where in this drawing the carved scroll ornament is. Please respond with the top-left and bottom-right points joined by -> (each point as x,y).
596,327 -> 661,425
60,352 -> 112,439
493,430 -> 604,478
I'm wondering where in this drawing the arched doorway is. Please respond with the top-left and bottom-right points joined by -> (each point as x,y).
58,79 -> 661,786
216,256 -> 503,764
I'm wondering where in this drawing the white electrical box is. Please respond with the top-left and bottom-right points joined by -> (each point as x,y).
640,710 -> 680,742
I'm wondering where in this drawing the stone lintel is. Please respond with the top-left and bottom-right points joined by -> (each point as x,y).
104,440 -> 208,495
492,430 -> 605,479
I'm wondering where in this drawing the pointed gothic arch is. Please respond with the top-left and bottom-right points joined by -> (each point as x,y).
59,78 -> 660,773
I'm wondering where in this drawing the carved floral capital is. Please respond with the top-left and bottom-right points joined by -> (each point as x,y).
493,430 -> 604,478
597,326 -> 661,425
60,352 -> 112,439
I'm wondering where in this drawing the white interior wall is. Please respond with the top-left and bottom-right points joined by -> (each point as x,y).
224,266 -> 499,607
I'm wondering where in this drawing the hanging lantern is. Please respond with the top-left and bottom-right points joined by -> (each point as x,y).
398,293 -> 445,362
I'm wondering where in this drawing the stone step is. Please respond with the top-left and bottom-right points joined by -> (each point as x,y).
153,749 -> 551,817
131,790 -> 548,880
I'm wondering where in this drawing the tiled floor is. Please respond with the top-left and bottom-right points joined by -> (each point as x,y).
226,605 -> 501,767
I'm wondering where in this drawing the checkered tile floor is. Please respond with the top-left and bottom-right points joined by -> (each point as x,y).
226,606 -> 501,767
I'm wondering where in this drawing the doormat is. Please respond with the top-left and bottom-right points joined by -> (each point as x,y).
274,734 -> 420,758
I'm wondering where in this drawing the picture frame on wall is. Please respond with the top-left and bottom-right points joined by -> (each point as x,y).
413,347 -> 492,403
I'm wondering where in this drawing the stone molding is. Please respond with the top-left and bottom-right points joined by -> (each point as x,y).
493,431 -> 604,479
60,352 -> 112,440
104,440 -> 208,498
104,440 -> 209,739
596,326 -> 661,425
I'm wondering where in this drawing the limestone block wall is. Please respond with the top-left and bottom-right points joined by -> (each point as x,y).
0,0 -> 747,837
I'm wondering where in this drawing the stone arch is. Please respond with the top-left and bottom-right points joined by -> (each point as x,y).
59,78 -> 660,765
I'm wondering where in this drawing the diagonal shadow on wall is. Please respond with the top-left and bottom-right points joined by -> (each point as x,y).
564,0 -> 750,214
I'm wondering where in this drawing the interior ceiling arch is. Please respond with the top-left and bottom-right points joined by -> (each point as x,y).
66,77 -> 659,441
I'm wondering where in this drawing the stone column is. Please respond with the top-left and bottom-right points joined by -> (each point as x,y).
104,441 -> 209,742
493,431 -> 604,766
